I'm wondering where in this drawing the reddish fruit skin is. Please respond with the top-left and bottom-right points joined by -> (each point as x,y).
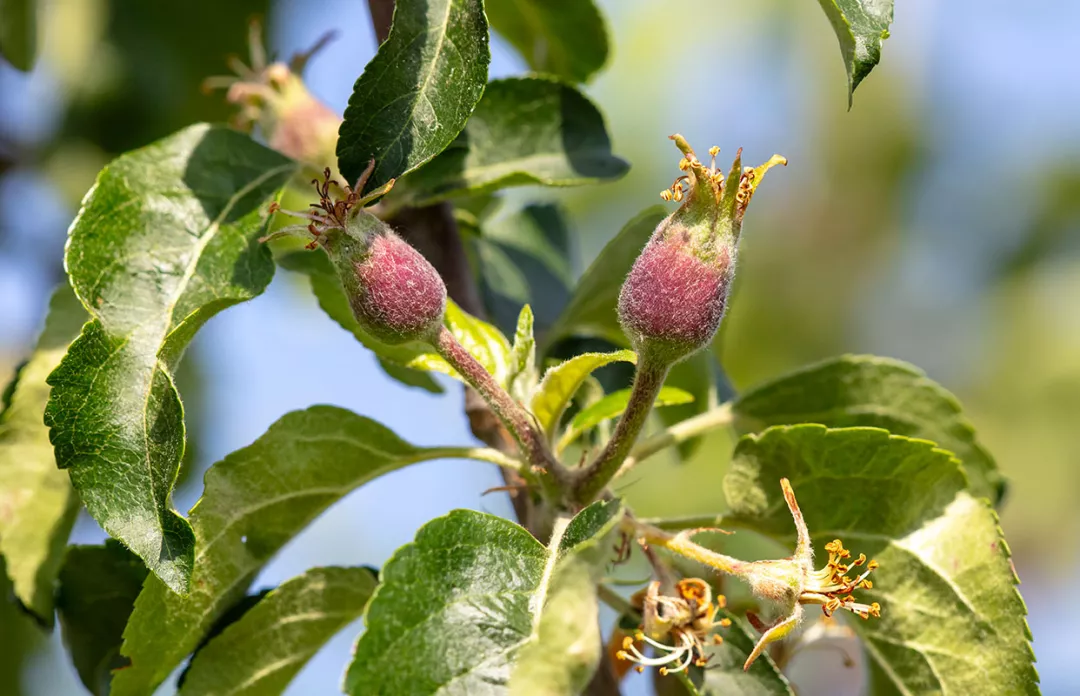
344,233 -> 447,344
618,234 -> 732,363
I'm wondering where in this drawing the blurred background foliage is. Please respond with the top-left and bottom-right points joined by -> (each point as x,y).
1,0 -> 1077,693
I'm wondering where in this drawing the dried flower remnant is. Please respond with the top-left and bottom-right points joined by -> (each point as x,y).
636,479 -> 881,670
615,578 -> 731,676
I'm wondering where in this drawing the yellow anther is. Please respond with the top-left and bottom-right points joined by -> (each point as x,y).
708,145 -> 720,157
719,618 -> 732,627
622,636 -> 634,650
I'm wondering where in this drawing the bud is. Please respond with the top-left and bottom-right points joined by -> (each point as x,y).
618,135 -> 785,364
205,22 -> 341,168
267,165 -> 447,345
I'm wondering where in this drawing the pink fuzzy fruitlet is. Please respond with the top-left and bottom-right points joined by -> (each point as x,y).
617,135 -> 785,364
266,166 -> 447,345
350,233 -> 447,344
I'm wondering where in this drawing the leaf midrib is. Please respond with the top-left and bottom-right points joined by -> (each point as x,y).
380,0 -> 455,175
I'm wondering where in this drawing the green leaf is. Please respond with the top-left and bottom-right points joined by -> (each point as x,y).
546,206 -> 665,350
558,386 -> 693,454
56,541 -> 149,696
394,76 -> 628,206
697,612 -> 793,695
337,0 -> 490,190
485,0 -> 608,83
345,500 -> 624,695
724,425 -> 1038,695
111,406 -> 452,696
178,567 -> 377,696
731,354 -> 1005,503
815,0 -> 894,105
0,284 -> 84,623
531,350 -> 637,439
509,501 -> 626,695
507,305 -> 538,403
278,249 -> 510,389
44,124 -> 294,594
465,202 -> 574,339
0,0 -> 36,71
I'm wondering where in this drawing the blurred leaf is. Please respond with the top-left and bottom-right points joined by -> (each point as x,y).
485,0 -> 608,83
178,567 -> 376,696
44,125 -> 294,594
467,202 -> 574,339
278,250 -> 509,389
0,284 -> 84,624
724,425 -> 1038,695
57,0 -> 271,156
731,354 -> 1004,503
558,386 -> 693,454
111,405 -> 460,696
0,0 -> 36,71
345,501 -> 624,694
532,350 -> 637,439
815,0 -> 894,104
394,77 -> 628,205
0,559 -> 48,693
546,206 -> 665,350
337,0 -> 490,190
997,167 -> 1080,277
56,541 -> 148,696
507,305 -> 538,403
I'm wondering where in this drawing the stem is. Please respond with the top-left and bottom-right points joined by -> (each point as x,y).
597,584 -> 638,618
635,522 -> 747,578
413,447 -> 530,479
573,355 -> 670,504
434,326 -> 567,494
609,402 -> 733,486
675,671 -> 704,696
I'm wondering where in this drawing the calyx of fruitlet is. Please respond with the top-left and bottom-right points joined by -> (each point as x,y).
266,164 -> 447,345
618,135 -> 786,364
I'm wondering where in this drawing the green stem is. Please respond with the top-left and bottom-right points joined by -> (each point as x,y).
434,326 -> 566,495
597,584 -> 638,618
573,355 -> 670,504
608,402 -> 733,486
636,522 -> 747,578
675,671 -> 703,696
411,447 -> 530,479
